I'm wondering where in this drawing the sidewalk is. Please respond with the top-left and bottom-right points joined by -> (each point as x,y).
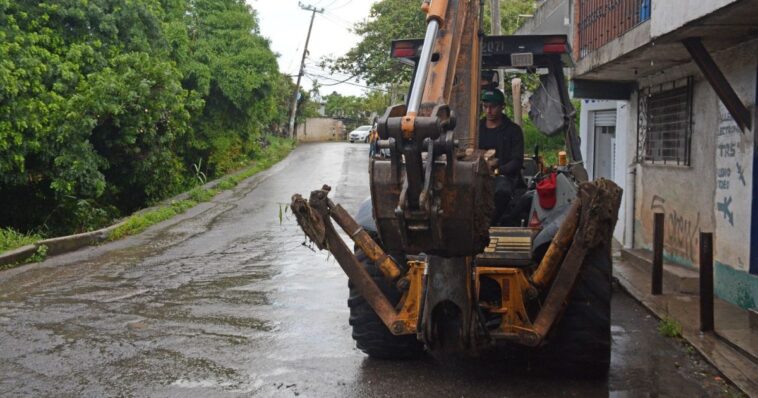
613,244 -> 758,397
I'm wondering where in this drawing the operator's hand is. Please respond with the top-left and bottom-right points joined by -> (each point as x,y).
483,149 -> 498,174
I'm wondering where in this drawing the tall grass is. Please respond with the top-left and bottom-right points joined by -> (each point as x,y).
1,136 -> 295,255
109,136 -> 295,240
0,228 -> 42,253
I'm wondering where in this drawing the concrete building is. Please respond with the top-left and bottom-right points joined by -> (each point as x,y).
570,0 -> 758,310
514,0 -> 631,244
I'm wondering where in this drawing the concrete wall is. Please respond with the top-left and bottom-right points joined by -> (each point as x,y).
296,118 -> 345,143
514,0 -> 570,36
711,40 -> 757,308
630,40 -> 757,309
650,0 -> 739,38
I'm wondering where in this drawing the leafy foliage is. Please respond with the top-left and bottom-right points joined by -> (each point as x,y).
658,317 -> 683,338
323,0 -> 425,86
320,90 -> 391,130
324,0 -> 536,86
482,0 -> 537,35
0,0 -> 301,236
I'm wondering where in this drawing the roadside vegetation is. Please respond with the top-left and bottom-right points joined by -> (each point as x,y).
0,1 -> 309,247
1,137 -> 293,258
109,136 -> 293,240
658,317 -> 684,338
0,229 -> 42,253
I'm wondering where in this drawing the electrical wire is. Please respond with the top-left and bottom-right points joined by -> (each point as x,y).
319,13 -> 354,31
328,0 -> 354,11
306,71 -> 359,86
322,10 -> 353,26
303,63 -> 354,80
321,0 -> 341,9
304,72 -> 387,92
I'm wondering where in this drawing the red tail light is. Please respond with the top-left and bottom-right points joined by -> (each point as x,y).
543,36 -> 568,54
543,43 -> 567,53
391,41 -> 418,58
392,48 -> 416,57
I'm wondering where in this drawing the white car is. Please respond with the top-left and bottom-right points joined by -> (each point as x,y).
348,125 -> 373,143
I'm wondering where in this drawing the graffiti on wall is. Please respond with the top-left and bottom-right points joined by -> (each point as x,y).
716,104 -> 746,228
650,195 -> 701,262
714,101 -> 753,273
717,197 -> 734,226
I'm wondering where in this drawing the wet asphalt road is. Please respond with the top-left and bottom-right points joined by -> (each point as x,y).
0,142 -> 740,397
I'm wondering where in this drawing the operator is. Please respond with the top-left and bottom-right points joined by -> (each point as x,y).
478,88 -> 524,225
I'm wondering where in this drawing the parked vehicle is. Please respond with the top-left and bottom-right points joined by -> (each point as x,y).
348,125 -> 372,143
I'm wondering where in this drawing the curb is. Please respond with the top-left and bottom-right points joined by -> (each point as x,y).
0,143 -> 294,267
0,221 -> 129,267
0,164 -> 236,267
614,262 -> 758,397
620,248 -> 700,294
0,244 -> 38,266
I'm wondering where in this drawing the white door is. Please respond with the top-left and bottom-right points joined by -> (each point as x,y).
593,110 -> 616,180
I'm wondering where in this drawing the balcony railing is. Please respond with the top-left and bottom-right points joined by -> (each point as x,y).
576,0 -> 651,59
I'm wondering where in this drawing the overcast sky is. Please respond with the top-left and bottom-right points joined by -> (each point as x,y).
247,0 -> 376,97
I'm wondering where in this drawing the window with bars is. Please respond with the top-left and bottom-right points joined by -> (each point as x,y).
637,77 -> 694,165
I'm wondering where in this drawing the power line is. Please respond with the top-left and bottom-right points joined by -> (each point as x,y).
303,63 -> 354,79
306,71 -> 358,86
304,72 -> 387,92
328,0 -> 354,11
321,0 -> 341,9
320,13 -> 353,31
322,10 -> 354,26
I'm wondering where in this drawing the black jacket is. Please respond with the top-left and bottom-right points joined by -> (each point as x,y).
478,117 -> 524,178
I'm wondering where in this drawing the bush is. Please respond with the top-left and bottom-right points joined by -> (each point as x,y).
0,1 -> 300,237
658,317 -> 683,338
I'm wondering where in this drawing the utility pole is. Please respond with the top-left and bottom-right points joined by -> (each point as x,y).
288,2 -> 324,139
490,0 -> 504,90
490,0 -> 501,37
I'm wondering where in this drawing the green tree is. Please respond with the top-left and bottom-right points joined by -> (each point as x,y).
181,0 -> 281,175
0,0 -> 292,234
323,92 -> 366,122
482,0 -> 537,35
324,0 -> 424,86
0,0 -> 196,231
325,0 -> 536,87
362,90 -> 391,117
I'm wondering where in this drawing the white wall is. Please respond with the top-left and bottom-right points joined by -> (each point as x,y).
651,0 -> 739,37
710,41 -> 756,277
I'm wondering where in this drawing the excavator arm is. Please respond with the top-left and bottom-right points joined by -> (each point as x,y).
372,0 -> 491,257
290,0 -> 622,356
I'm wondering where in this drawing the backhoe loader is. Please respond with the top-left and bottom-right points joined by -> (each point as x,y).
290,0 -> 622,375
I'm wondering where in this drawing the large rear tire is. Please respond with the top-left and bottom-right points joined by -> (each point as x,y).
348,249 -> 425,359
537,243 -> 612,377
